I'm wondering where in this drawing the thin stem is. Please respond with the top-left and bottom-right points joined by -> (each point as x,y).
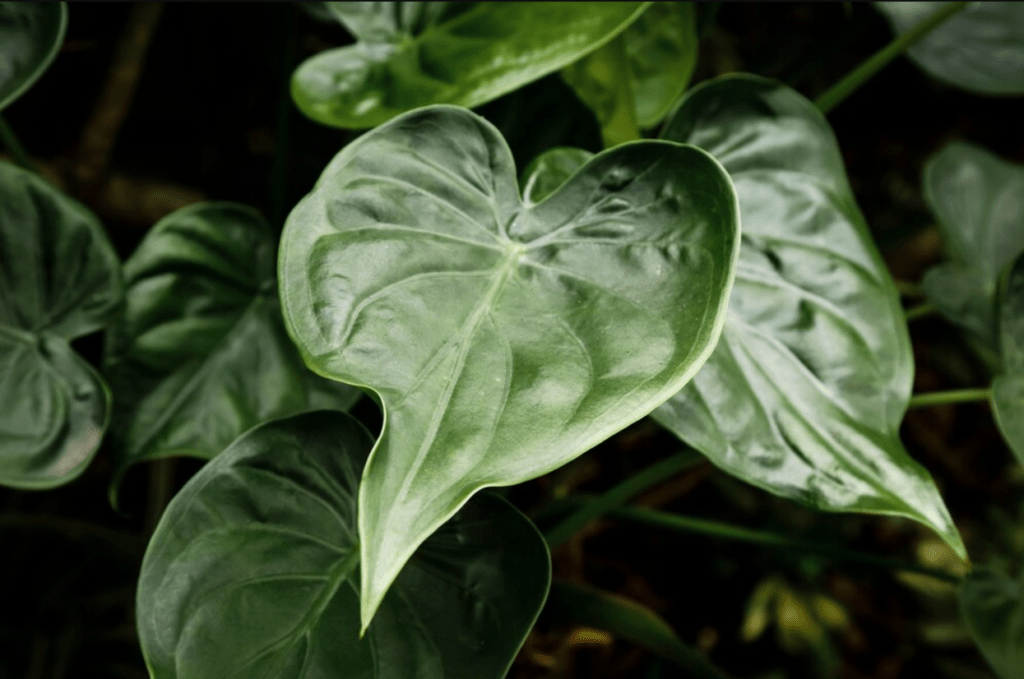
544,449 -> 704,549
607,507 -> 963,583
144,458 -> 177,536
905,301 -> 937,321
908,387 -> 992,409
815,1 -> 969,114
0,114 -> 32,169
894,279 -> 923,298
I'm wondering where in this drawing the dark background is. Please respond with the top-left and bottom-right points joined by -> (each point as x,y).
2,3 -> 1023,678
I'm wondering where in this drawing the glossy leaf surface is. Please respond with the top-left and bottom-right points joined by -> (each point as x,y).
138,411 -> 550,679
876,2 -> 1024,96
922,142 -> 1024,347
651,75 -> 964,557
105,203 -> 359,485
960,564 -> 1024,679
0,2 -> 66,111
563,1 -> 698,141
0,160 -> 121,488
280,105 -> 739,626
292,2 -> 649,129
993,252 -> 1024,466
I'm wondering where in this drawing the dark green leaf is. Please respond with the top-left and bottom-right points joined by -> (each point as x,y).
104,203 -> 359,490
993,252 -> 1024,466
652,75 -> 965,558
546,581 -> 731,679
922,141 -> 1024,348
960,564 -> 1024,679
519,146 -> 593,207
0,2 -> 67,111
280,105 -> 739,626
0,160 -> 121,488
876,2 -> 1024,96
291,2 -> 649,129
137,410 -> 550,679
563,1 -> 698,142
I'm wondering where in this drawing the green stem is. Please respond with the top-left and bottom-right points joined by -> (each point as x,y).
905,301 -> 937,321
606,506 -> 962,583
815,1 -> 969,114
0,114 -> 32,170
908,387 -> 992,409
894,279 -> 923,298
544,449 -> 704,549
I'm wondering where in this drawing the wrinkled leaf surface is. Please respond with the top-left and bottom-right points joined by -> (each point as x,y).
651,75 -> 964,558
922,141 -> 1024,347
993,252 -> 1024,466
961,564 -> 1024,679
292,2 -> 649,129
0,2 -> 66,111
0,160 -> 121,488
876,2 -> 1024,96
138,411 -> 550,679
105,203 -> 359,487
280,105 -> 739,626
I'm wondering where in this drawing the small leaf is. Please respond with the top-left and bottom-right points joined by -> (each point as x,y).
0,2 -> 67,111
875,2 -> 1024,96
137,410 -> 550,679
280,105 -> 739,627
922,141 -> 1024,348
564,1 -> 698,141
104,203 -> 359,492
652,74 -> 965,559
545,581 -> 731,679
993,252 -> 1024,466
0,160 -> 121,488
960,564 -> 1024,679
520,146 -> 593,207
291,2 -> 649,129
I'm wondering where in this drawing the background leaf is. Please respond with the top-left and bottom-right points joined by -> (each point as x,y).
960,564 -> 1024,679
875,2 -> 1024,96
280,105 -> 739,627
104,203 -> 359,493
563,1 -> 698,142
651,74 -> 965,558
291,2 -> 649,129
0,160 -> 121,488
137,410 -> 550,679
0,2 -> 67,111
993,251 -> 1024,467
921,141 -> 1024,348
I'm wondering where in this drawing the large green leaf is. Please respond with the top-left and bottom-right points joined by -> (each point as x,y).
993,252 -> 1024,467
921,142 -> 1024,348
0,160 -> 122,488
104,203 -> 359,490
0,2 -> 66,111
520,146 -> 595,207
280,104 -> 739,627
960,564 -> 1024,679
137,410 -> 550,679
875,2 -> 1024,96
291,2 -> 649,129
650,74 -> 965,558
563,1 -> 698,144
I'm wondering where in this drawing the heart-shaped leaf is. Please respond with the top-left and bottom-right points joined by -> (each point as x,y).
0,2 -> 66,111
563,1 -> 698,144
960,564 -> 1024,679
104,203 -> 359,495
875,2 -> 1024,96
650,75 -> 965,559
0,160 -> 122,488
137,410 -> 550,679
280,104 -> 739,627
291,2 -> 649,129
993,252 -> 1024,466
921,141 -> 1024,348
